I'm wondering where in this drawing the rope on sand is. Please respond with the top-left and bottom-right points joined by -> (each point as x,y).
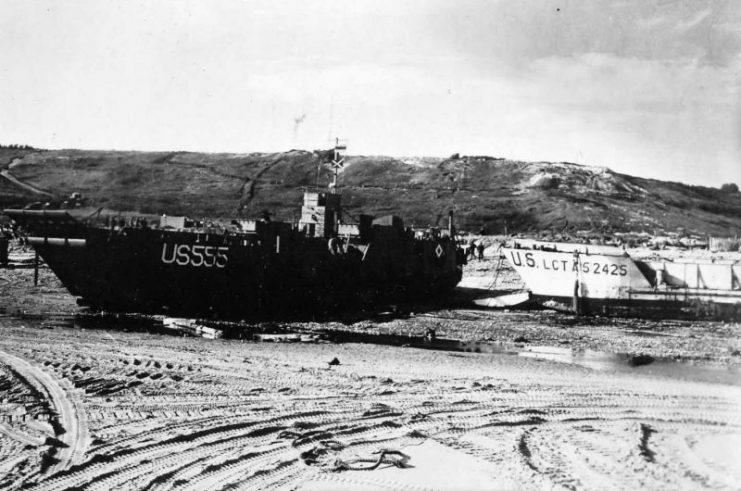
300,439 -> 411,472
331,449 -> 411,471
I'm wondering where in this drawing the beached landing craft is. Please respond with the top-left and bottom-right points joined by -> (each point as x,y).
503,240 -> 741,320
4,144 -> 462,320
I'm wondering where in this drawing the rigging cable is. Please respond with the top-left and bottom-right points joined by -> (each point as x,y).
485,243 -> 505,291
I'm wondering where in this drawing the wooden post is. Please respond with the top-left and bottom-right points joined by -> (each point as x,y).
33,251 -> 39,286
572,279 -> 580,315
0,236 -> 8,266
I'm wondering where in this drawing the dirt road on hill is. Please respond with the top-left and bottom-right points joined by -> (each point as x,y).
1,157 -> 54,197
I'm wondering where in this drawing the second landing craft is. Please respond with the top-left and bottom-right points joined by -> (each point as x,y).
504,240 -> 741,320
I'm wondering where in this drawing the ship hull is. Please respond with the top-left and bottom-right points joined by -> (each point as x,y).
8,210 -> 462,320
503,243 -> 741,321
532,293 -> 741,321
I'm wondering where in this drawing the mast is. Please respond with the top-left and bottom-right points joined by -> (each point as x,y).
300,139 -> 346,238
329,138 -> 347,193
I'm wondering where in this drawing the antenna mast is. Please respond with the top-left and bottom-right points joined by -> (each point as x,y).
329,138 -> 347,193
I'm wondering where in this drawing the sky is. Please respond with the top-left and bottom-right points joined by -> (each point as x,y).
1,0 -> 739,187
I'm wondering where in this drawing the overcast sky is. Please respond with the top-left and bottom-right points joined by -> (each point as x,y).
1,0 -> 739,187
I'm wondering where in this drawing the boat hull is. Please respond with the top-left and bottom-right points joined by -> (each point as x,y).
503,244 -> 741,321
7,210 -> 462,320
533,293 -> 741,321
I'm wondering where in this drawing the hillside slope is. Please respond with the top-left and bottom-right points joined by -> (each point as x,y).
2,148 -> 740,236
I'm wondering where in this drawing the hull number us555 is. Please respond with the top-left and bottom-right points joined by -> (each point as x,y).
161,243 -> 228,268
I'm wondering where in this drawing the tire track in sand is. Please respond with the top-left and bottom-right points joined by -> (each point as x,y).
0,349 -> 88,475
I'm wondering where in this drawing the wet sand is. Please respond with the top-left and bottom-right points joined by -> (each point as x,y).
4,258 -> 741,367
1,255 -> 741,489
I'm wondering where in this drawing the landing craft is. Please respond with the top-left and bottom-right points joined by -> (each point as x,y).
504,240 -> 741,320
4,142 -> 463,320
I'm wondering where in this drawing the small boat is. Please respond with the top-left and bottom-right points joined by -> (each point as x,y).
502,240 -> 741,320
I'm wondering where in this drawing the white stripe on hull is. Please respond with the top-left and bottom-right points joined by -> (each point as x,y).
503,247 -> 650,300
503,244 -> 741,310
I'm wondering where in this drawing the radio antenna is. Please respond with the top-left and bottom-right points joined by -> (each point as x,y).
327,95 -> 334,145
328,138 -> 347,193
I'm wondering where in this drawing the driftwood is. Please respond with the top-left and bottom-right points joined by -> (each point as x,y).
300,439 -> 411,472
331,449 -> 411,471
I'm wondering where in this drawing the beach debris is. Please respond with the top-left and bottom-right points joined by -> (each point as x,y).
424,328 -> 436,342
328,357 -> 341,367
638,423 -> 657,462
331,449 -> 411,471
254,333 -> 301,342
628,354 -> 655,366
279,429 -> 334,447
300,440 -> 347,465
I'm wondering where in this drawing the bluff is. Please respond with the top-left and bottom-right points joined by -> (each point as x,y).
2,147 -> 740,236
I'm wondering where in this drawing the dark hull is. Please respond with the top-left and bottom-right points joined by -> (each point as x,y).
12,214 -> 461,320
534,294 -> 741,321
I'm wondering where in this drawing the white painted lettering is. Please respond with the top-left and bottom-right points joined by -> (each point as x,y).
215,246 -> 228,268
204,246 -> 215,267
161,243 -> 177,264
176,244 -> 190,265
160,243 -> 229,268
191,245 -> 205,267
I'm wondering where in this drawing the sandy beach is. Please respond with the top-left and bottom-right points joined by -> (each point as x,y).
1,255 -> 741,490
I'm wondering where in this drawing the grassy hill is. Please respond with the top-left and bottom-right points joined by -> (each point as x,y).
2,147 -> 740,236
0,147 -> 40,208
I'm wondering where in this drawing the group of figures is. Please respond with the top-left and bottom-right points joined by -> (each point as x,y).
465,241 -> 486,261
